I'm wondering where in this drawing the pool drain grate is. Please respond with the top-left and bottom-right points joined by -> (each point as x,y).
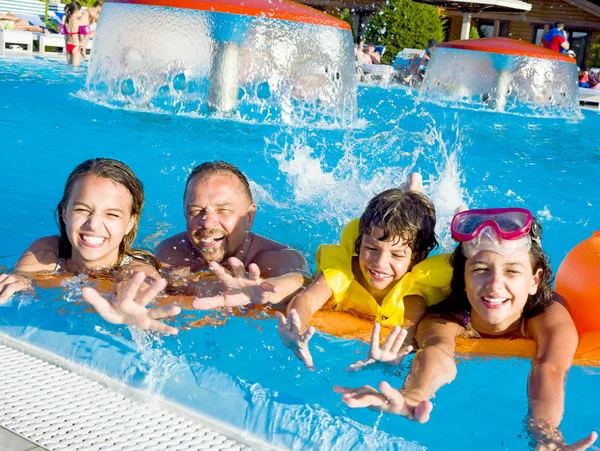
0,334 -> 280,451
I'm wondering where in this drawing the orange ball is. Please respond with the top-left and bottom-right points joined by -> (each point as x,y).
555,231 -> 600,334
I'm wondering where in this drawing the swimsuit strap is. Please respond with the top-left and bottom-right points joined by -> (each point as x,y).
54,257 -> 65,272
119,254 -> 134,267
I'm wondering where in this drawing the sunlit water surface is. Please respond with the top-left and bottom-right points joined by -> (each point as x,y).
1,55 -> 599,450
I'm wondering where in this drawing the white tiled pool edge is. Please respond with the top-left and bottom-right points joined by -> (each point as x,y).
0,332 -> 284,450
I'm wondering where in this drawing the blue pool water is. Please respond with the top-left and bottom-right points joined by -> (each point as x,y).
1,54 -> 600,449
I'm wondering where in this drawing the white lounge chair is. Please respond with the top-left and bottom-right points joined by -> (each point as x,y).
362,63 -> 394,84
579,87 -> 600,110
35,31 -> 64,53
0,29 -> 33,52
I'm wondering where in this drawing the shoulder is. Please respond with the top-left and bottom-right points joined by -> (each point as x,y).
121,258 -> 160,279
250,234 -> 309,277
526,294 -> 578,366
14,236 -> 60,272
527,295 -> 576,336
155,233 -> 190,267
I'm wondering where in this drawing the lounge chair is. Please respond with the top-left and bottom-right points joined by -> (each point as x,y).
374,45 -> 386,57
0,29 -> 33,52
35,32 -> 64,53
579,87 -> 600,110
362,63 -> 394,84
392,48 -> 425,71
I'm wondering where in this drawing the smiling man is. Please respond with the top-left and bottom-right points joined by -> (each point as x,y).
156,161 -> 309,307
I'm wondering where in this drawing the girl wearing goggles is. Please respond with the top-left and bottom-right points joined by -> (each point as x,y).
335,208 -> 596,449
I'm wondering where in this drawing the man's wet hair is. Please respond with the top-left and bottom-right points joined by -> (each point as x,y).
355,189 -> 438,264
184,161 -> 253,203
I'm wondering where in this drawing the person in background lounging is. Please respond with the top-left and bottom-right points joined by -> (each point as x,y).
355,42 -> 372,66
79,1 -> 102,59
579,69 -> 600,89
404,39 -> 437,84
366,43 -> 381,64
0,12 -> 47,33
64,1 -> 83,66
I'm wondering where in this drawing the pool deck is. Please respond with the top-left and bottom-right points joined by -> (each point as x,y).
0,332 -> 283,451
0,426 -> 45,451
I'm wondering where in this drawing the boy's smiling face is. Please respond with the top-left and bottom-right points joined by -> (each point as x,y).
358,225 -> 414,295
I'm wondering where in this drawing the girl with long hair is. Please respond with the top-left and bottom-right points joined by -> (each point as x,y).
335,208 -> 597,449
0,158 -> 180,333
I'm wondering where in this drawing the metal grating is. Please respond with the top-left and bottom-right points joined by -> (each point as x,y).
0,334 -> 280,451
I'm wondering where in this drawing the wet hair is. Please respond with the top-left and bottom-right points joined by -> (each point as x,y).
432,223 -> 554,318
427,39 -> 439,48
93,0 -> 103,7
354,189 -> 438,264
554,21 -> 565,29
65,1 -> 82,24
184,161 -> 253,204
55,158 -> 160,271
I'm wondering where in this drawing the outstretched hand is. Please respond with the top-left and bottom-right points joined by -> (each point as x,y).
333,381 -> 433,423
192,257 -> 279,309
529,420 -> 598,451
0,273 -> 32,304
565,432 -> 598,450
82,271 -> 181,335
276,309 -> 316,370
347,323 -> 414,372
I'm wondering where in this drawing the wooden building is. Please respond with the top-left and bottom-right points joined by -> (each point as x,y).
300,0 -> 600,68
445,0 -> 600,67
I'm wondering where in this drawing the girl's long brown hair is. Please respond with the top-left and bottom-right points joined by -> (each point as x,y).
55,158 -> 161,271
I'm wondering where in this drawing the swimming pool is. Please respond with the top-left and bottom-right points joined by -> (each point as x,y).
1,54 -> 599,449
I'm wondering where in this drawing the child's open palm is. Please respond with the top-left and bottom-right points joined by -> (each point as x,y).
346,323 -> 413,371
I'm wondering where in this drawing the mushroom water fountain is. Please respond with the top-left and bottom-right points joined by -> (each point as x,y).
419,38 -> 580,117
84,0 -> 356,124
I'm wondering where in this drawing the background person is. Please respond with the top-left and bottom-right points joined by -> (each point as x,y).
0,12 -> 48,33
542,22 -> 570,54
79,1 -> 102,58
64,2 -> 84,66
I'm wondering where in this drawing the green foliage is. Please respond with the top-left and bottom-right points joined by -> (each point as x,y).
469,26 -> 480,39
588,34 -> 600,68
364,0 -> 445,65
44,18 -> 58,33
340,8 -> 356,40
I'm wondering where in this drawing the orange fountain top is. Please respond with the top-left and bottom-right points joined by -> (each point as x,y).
106,0 -> 351,30
438,37 -> 576,63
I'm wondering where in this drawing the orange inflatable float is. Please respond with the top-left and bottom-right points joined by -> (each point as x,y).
307,232 -> 600,366
556,232 -> 600,334
310,310 -> 600,367
161,243 -> 600,366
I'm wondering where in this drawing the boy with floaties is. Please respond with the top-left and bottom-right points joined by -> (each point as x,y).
276,176 -> 452,369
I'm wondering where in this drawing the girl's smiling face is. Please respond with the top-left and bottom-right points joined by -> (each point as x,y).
62,175 -> 135,270
358,225 -> 414,297
465,249 -> 542,333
